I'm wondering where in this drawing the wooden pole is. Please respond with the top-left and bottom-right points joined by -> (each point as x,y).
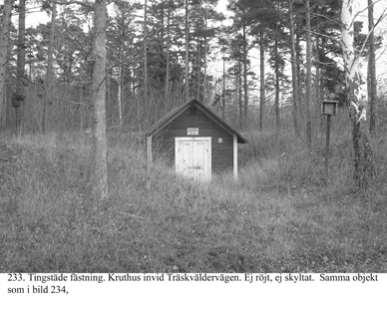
325,114 -> 331,184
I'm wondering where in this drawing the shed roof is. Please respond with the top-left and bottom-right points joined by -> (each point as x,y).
146,99 -> 247,143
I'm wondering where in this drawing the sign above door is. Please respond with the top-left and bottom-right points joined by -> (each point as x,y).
187,127 -> 199,136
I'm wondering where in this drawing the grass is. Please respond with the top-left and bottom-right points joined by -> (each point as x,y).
0,111 -> 386,272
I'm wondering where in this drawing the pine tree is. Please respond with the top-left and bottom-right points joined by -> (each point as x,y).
288,0 -> 299,136
305,0 -> 312,149
42,1 -> 56,133
91,0 -> 108,200
0,0 -> 14,129
15,0 -> 26,135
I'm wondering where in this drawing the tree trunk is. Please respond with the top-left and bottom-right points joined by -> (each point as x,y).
315,34 -> 323,135
165,51 -> 170,102
184,0 -> 190,102
368,0 -> 377,136
259,31 -> 265,131
117,45 -> 123,127
143,0 -> 148,127
117,20 -> 125,128
195,42 -> 201,100
295,27 -> 303,126
319,36 -> 327,136
164,8 -> 171,103
238,61 -> 243,129
79,85 -> 84,131
15,0 -> 26,136
0,0 -> 13,130
341,0 -> 375,189
234,65 -> 238,124
222,58 -> 226,119
305,0 -> 312,149
91,0 -> 108,201
242,23 -> 248,125
118,69 -> 123,127
5,36 -> 12,129
288,0 -> 300,137
274,27 -> 280,136
202,7 -> 208,103
42,2 -> 57,134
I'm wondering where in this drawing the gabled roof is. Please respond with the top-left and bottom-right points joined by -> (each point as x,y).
146,99 -> 247,143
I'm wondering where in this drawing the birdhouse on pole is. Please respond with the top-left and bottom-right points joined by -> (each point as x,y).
321,100 -> 338,116
321,99 -> 338,184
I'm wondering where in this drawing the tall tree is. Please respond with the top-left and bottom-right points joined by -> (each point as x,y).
222,56 -> 226,119
288,0 -> 300,137
274,15 -> 280,136
240,0 -> 272,131
143,0 -> 149,119
42,2 -> 57,133
238,0 -> 286,132
0,0 -> 14,129
305,0 -> 312,149
91,0 -> 108,200
266,0 -> 287,137
237,60 -> 242,128
15,0 -> 26,135
117,16 -> 124,128
164,0 -> 172,102
368,0 -> 377,136
108,1 -> 140,127
242,21 -> 248,124
259,30 -> 265,131
229,0 -> 251,126
341,0 -> 375,189
184,0 -> 190,102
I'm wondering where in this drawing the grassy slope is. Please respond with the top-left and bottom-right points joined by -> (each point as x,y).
0,111 -> 386,272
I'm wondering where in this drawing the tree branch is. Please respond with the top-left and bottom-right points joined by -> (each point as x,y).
356,8 -> 387,59
349,0 -> 384,28
52,0 -> 94,9
311,12 -> 342,26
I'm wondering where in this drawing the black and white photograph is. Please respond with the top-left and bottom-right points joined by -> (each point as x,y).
0,0 -> 386,287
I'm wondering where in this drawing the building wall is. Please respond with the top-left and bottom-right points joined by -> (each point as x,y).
152,105 -> 233,174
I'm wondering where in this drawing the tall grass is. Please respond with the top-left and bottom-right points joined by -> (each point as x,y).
0,108 -> 386,272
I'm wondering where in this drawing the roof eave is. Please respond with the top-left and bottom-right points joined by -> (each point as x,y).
145,99 -> 247,144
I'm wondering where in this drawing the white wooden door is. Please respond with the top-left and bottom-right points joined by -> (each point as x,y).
175,137 -> 212,181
